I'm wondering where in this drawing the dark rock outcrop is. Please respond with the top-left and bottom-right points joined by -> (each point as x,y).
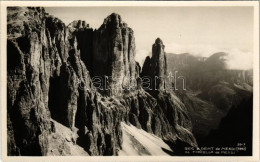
198,95 -> 253,155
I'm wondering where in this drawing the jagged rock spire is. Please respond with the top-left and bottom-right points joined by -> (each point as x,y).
141,37 -> 167,91
152,37 -> 167,77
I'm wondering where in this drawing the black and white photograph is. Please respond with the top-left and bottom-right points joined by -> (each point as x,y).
1,1 -> 259,161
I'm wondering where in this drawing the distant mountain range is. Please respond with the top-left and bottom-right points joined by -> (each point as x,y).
166,52 -> 253,146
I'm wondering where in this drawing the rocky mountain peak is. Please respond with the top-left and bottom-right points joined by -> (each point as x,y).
92,13 -> 136,96
155,37 -> 164,45
141,38 -> 167,91
107,12 -> 122,22
152,37 -> 166,58
99,13 -> 128,30
68,20 -> 91,31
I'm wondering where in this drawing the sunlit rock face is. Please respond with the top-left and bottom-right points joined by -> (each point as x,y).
92,13 -> 137,96
7,7 -> 57,155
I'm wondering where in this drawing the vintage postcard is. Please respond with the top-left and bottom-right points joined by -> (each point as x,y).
0,1 -> 259,162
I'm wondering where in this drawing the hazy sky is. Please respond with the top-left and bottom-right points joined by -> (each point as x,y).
45,7 -> 254,69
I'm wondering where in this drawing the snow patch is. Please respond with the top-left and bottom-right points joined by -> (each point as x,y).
118,122 -> 173,156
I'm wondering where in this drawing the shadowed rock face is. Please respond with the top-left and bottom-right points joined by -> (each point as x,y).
198,95 -> 253,156
67,20 -> 94,75
7,7 -> 197,156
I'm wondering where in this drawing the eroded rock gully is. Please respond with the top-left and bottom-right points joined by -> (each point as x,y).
7,7 -> 197,156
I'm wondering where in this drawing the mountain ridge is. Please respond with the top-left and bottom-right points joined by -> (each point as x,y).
7,7 -> 198,156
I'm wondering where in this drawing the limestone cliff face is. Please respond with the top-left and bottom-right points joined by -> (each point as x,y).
7,7 -> 197,156
8,7 -> 57,155
92,13 -> 137,96
7,7 -> 125,156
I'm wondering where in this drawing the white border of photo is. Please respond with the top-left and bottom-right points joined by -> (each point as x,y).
0,1 -> 259,162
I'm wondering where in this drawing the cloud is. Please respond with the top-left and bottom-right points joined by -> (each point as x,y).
166,43 -> 220,57
226,48 -> 253,70
165,43 -> 253,70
